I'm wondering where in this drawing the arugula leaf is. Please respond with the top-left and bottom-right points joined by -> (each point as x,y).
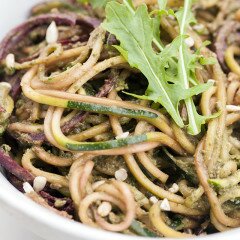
174,0 -> 218,134
158,0 -> 167,10
102,1 -> 213,131
103,3 -> 183,127
78,0 -> 134,9
175,0 -> 201,135
77,0 -> 111,8
123,0 -> 164,51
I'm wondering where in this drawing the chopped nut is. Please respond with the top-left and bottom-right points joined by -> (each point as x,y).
149,196 -> 159,204
46,21 -> 59,44
33,176 -> 47,192
207,79 -> 216,85
185,36 -> 195,48
160,198 -> 171,211
97,202 -> 112,217
115,132 -> 129,140
115,168 -> 128,181
54,199 -> 67,208
193,24 -> 204,32
169,183 -> 179,193
5,54 -> 15,69
23,182 -> 34,194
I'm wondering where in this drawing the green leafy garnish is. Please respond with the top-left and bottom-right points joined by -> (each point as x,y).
102,0 -> 215,135
174,0 -> 218,135
158,0 -> 168,10
77,0 -> 111,8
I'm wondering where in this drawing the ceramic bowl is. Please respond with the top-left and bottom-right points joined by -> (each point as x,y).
0,1 -> 239,240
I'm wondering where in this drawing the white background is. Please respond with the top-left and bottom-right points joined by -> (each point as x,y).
0,207 -> 43,240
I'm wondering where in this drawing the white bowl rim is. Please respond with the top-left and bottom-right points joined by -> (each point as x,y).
0,0 -> 240,239
0,172 -> 239,240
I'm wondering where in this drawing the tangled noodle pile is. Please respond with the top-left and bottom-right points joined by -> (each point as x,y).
0,0 -> 240,237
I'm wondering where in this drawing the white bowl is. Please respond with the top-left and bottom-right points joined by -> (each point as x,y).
0,1 -> 239,240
